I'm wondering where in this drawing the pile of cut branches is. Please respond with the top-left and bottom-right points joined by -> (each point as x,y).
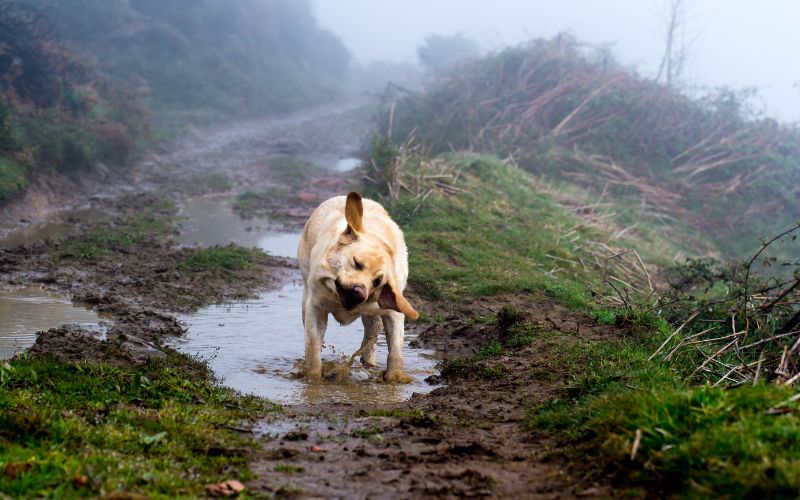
386,34 -> 800,255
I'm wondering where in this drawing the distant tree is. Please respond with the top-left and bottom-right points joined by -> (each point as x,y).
654,0 -> 688,87
417,33 -> 480,77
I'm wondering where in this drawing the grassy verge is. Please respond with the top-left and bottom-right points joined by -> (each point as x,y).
384,152 -> 800,496
0,351 -> 280,497
528,323 -> 800,496
388,155 -> 600,306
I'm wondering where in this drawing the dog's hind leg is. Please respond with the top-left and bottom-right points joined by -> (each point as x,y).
359,315 -> 381,367
381,311 -> 412,383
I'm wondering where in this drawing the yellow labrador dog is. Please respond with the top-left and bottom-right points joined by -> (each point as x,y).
297,192 -> 418,382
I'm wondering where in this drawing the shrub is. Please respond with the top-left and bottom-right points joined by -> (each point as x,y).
0,158 -> 27,202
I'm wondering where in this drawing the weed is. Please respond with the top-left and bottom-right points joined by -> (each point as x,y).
55,208 -> 176,262
180,246 -> 263,276
476,341 -> 504,359
274,464 -> 305,474
440,358 -> 506,380
505,323 -> 537,348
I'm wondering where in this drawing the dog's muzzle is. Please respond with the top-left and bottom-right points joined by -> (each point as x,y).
335,280 -> 367,310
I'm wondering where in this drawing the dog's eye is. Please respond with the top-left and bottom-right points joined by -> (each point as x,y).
353,258 -> 363,271
372,276 -> 382,288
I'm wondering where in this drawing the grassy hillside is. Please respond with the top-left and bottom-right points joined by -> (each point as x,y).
22,0 -> 350,124
386,35 -> 800,259
372,152 -> 800,496
0,0 -> 148,202
0,0 -> 350,203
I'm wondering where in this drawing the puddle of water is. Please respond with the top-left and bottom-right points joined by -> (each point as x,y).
2,208 -> 105,247
171,283 -> 439,405
178,197 -> 299,258
313,156 -> 361,172
0,288 -> 108,359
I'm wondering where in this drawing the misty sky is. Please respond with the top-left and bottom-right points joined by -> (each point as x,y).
313,0 -> 800,122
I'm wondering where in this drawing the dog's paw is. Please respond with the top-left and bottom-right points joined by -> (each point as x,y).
382,370 -> 413,384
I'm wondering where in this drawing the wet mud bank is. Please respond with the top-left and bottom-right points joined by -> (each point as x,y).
246,293 -> 618,498
0,192 -> 293,364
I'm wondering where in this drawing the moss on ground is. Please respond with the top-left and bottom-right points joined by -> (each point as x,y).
0,351 -> 280,497
180,246 -> 263,276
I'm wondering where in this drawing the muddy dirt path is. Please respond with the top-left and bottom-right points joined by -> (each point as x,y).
0,102 -> 614,498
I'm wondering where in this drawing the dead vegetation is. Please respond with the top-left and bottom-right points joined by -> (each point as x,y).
651,223 -> 800,388
386,34 -> 800,256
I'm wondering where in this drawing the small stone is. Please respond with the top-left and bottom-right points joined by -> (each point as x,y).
72,475 -> 90,488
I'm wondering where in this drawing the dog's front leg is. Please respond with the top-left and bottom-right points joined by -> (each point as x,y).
303,301 -> 327,380
381,311 -> 412,383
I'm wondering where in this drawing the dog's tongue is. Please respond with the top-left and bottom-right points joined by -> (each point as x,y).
353,286 -> 367,302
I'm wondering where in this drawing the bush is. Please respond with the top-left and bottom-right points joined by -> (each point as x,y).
24,0 -> 350,119
0,158 -> 26,202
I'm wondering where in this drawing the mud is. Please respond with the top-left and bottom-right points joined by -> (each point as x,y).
0,195 -> 293,317
0,288 -> 109,359
172,281 -> 439,405
246,294 -> 618,498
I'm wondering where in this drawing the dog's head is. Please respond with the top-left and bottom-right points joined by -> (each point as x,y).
325,192 -> 418,320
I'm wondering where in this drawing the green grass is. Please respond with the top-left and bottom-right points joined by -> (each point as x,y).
274,463 -> 305,474
475,341 -> 504,359
350,426 -> 383,440
180,246 -> 264,276
0,352 -> 280,498
440,357 -> 506,380
389,155 -> 595,306
528,322 -> 800,497
185,173 -> 232,195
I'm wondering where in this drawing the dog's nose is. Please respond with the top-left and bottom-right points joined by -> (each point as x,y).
338,282 -> 367,309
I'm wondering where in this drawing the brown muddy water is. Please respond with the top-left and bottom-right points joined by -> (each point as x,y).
0,288 -> 108,360
171,282 -> 439,405
1,207 -> 105,247
178,197 -> 299,257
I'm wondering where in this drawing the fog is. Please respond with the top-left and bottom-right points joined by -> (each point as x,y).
314,0 -> 800,122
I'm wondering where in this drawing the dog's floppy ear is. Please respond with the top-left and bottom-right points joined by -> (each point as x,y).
344,192 -> 364,235
379,279 -> 419,320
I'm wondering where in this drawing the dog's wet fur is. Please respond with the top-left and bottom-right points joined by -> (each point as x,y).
297,192 -> 418,382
